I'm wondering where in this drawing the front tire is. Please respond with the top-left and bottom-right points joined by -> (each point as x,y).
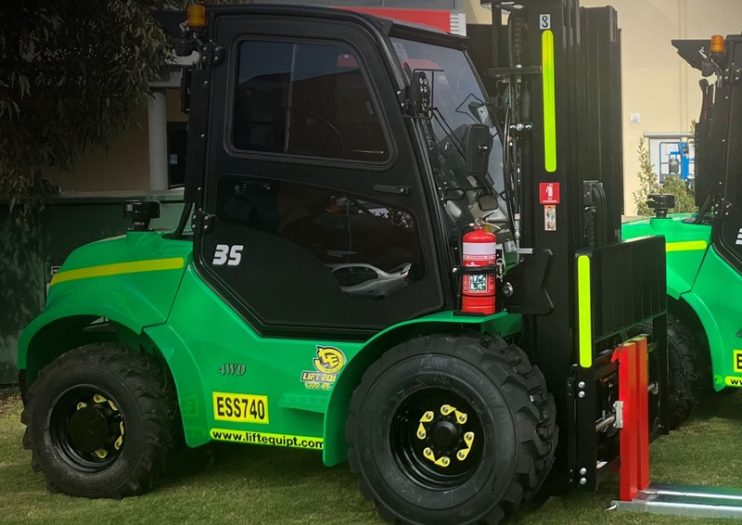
21,344 -> 175,498
346,334 -> 557,525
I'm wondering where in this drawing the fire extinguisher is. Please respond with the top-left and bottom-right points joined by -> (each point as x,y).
461,224 -> 497,315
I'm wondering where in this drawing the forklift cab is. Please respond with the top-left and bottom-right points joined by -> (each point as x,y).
675,34 -> 742,271
189,6 -> 512,336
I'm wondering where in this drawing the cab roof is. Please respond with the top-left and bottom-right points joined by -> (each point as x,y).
154,4 -> 468,51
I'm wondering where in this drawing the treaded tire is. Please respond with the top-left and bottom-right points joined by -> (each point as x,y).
638,315 -> 707,430
346,333 -> 557,525
21,344 -> 175,498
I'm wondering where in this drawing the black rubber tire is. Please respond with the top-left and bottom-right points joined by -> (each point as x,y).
21,344 -> 175,498
346,333 -> 557,525
639,316 -> 707,430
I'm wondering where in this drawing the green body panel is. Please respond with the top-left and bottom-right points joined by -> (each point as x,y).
622,215 -> 742,391
685,247 -> 742,390
621,215 -> 710,299
18,230 -> 522,464
18,232 -> 191,371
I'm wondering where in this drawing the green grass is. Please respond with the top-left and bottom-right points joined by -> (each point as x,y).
1,391 -> 742,525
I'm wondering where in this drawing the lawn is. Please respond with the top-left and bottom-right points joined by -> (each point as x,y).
1,389 -> 741,525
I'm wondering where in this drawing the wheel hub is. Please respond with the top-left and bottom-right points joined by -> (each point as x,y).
416,404 -> 476,469
67,406 -> 110,453
51,388 -> 126,469
431,420 -> 459,450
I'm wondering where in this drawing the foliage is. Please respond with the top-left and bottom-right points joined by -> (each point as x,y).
633,137 -> 697,216
633,137 -> 660,216
662,174 -> 697,213
0,0 -> 171,215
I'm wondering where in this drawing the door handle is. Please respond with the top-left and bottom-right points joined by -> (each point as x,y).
373,184 -> 411,196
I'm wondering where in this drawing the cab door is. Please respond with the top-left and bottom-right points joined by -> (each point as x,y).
195,11 -> 445,338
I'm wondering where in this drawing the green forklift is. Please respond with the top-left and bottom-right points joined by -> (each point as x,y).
622,33 -> 742,424
18,2 -> 669,524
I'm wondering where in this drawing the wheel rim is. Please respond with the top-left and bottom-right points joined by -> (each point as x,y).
390,388 -> 484,489
49,385 -> 126,473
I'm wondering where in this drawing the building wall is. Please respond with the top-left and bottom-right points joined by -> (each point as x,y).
43,89 -> 183,193
465,0 -> 742,214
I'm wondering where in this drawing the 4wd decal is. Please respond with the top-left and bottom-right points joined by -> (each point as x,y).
301,346 -> 346,391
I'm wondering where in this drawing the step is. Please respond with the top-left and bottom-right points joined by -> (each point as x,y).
612,484 -> 742,519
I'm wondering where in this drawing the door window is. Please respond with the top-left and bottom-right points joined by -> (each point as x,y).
208,177 -> 426,328
232,39 -> 389,163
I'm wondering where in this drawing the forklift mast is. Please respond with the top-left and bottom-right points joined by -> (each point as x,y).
470,0 -> 667,488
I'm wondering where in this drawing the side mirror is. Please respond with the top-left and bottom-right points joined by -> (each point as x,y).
123,200 -> 160,231
464,124 -> 492,180
408,71 -> 432,115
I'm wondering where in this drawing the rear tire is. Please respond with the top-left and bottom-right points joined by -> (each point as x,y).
639,315 -> 707,429
21,344 -> 175,498
346,333 -> 557,525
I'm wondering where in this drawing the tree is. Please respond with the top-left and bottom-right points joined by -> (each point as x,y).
633,137 -> 660,216
0,0 -> 171,216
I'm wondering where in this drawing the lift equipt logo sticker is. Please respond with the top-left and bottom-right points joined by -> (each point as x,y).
301,346 -> 346,391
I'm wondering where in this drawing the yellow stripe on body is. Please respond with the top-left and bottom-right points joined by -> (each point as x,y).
51,257 -> 185,286
665,240 -> 708,252
577,255 -> 593,368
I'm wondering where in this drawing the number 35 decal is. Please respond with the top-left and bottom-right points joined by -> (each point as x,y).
212,244 -> 243,266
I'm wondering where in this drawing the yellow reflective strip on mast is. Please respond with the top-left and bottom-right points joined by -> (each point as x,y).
50,257 -> 185,286
665,240 -> 708,252
577,255 -> 593,368
542,30 -> 557,173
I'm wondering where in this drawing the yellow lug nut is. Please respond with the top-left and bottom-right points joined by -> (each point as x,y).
76,402 -> 87,410
94,449 -> 108,459
455,410 -> 468,424
420,410 -> 434,423
423,447 -> 435,461
114,435 -> 124,450
435,456 -> 451,468
107,400 -> 118,412
120,422 -> 125,436
464,432 -> 475,447
440,404 -> 455,416
457,448 -> 471,461
416,423 -> 427,440
93,394 -> 107,404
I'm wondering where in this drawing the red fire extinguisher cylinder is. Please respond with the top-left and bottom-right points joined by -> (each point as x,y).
461,225 -> 497,315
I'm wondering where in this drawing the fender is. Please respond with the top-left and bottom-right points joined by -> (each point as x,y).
19,232 -> 191,375
678,291 -> 725,390
681,246 -> 742,391
19,263 -> 188,377
666,264 -> 694,300
144,323 -> 210,447
322,311 -> 521,466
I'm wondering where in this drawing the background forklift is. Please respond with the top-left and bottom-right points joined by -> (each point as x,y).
17,2 -> 669,524
623,33 -> 742,425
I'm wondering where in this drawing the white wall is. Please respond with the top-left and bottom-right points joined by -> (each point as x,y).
465,0 -> 742,214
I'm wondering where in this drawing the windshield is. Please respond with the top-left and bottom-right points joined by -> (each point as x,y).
391,38 -> 506,227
